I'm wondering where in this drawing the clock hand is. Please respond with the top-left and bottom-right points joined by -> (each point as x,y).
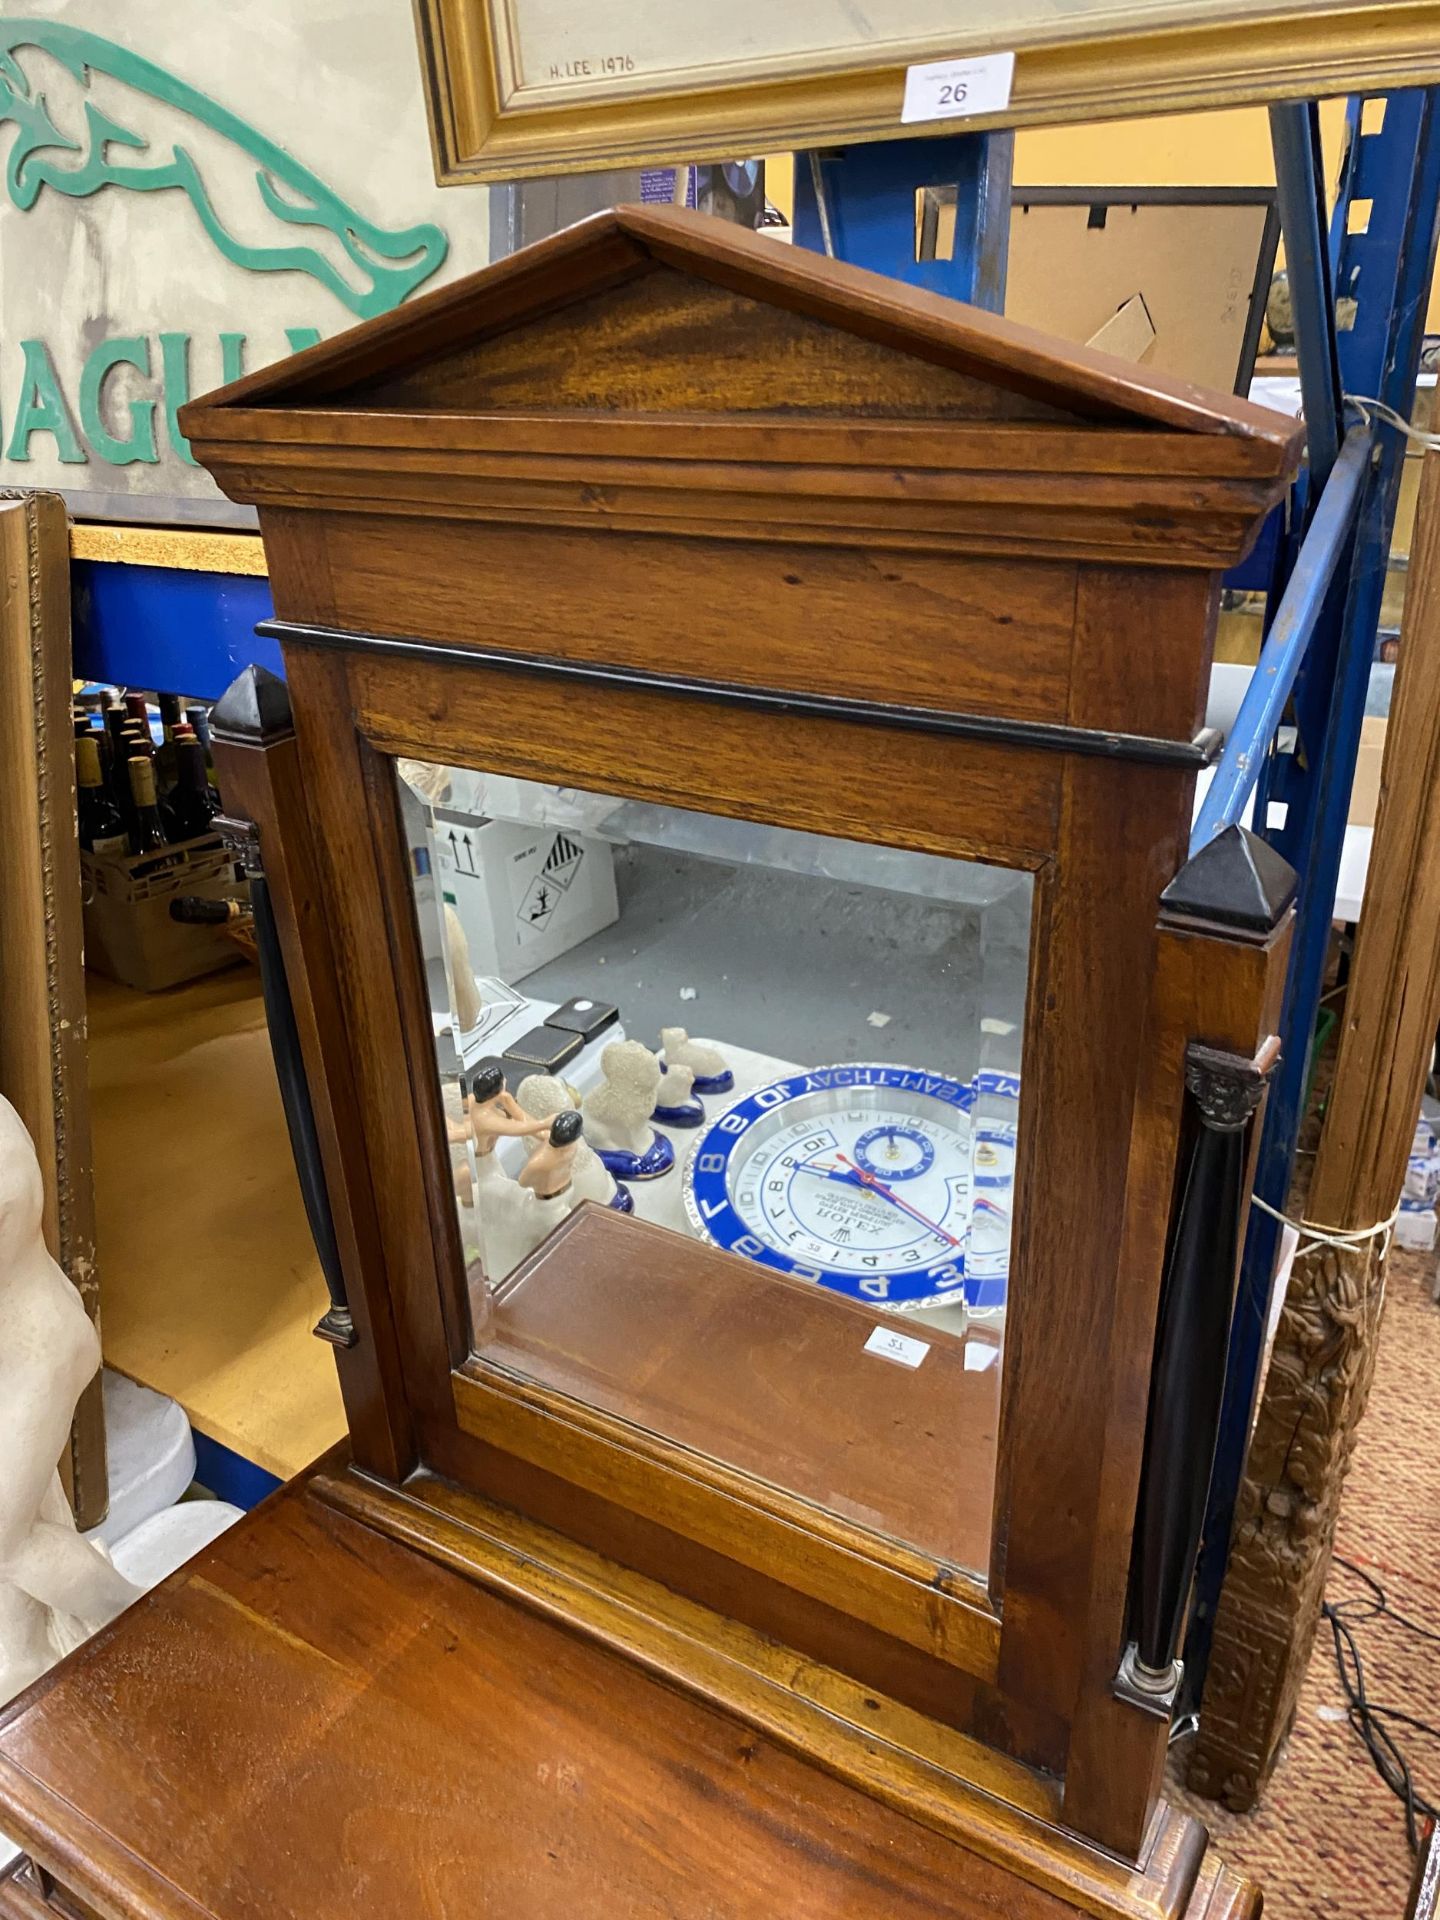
835,1154 -> 961,1247
791,1161 -> 863,1187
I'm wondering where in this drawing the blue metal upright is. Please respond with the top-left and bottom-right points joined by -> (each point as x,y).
1184,89 -> 1440,1703
793,134 -> 1012,309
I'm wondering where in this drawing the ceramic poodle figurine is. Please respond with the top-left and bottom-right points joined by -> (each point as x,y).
658,1027 -> 734,1095
580,1040 -> 675,1180
650,1054 -> 702,1128
0,1097 -> 141,1708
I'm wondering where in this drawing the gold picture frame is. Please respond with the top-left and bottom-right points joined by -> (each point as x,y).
414,0 -> 1440,182
0,491 -> 107,1527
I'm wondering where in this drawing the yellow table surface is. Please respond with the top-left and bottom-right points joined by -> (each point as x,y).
88,966 -> 345,1481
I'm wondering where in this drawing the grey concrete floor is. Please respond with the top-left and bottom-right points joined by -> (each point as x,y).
514,841 -> 1030,1084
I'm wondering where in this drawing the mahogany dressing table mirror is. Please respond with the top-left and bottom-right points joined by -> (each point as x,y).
0,208 -> 1301,1920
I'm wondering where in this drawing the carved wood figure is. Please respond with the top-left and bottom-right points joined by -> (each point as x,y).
0,209 -> 1303,1920
0,1098 -> 139,1709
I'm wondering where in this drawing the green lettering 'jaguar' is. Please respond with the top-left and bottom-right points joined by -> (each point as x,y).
0,19 -> 449,319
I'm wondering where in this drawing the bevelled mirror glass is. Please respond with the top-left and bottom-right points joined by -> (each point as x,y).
397,755 -> 1032,1578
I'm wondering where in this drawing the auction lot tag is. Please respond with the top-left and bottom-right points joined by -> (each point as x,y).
864,1325 -> 930,1369
901,51 -> 1015,125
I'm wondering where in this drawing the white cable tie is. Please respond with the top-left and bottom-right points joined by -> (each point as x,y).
1250,1191 -> 1401,1262
1344,393 -> 1440,451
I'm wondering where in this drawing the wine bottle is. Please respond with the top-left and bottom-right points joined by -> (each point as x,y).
175,724 -> 221,810
185,704 -> 213,760
76,735 -> 128,854
104,702 -> 127,768
124,692 -> 151,728
168,739 -> 221,840
156,693 -> 184,793
128,756 -> 168,853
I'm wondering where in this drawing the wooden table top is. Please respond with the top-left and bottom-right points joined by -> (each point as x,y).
0,1462 -> 1069,1920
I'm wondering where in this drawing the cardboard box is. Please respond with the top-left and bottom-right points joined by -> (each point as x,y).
432,806 -> 619,986
82,833 -> 248,992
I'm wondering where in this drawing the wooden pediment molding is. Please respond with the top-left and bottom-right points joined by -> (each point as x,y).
181,205 -> 1303,566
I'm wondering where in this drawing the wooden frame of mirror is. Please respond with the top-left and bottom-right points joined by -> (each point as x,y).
179,206 -> 1300,1874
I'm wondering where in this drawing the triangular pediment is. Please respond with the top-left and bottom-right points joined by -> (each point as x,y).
182,205 -> 1302,443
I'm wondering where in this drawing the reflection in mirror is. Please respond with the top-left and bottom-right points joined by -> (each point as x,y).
398,759 -> 1031,1576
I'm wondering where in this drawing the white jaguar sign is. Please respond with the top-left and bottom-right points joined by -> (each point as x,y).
0,1 -> 488,523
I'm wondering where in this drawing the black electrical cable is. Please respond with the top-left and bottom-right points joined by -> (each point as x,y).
1322,1553 -> 1440,1854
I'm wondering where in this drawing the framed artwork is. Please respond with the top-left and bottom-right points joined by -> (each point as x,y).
414,0 -> 1440,181
0,492 -> 106,1526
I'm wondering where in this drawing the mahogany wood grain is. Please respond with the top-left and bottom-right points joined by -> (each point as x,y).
280,648 -> 460,1439
453,1212 -> 1000,1681
184,212 -> 1298,571
184,205 -> 1301,445
290,516 -> 1083,731
482,1209 -> 998,1568
348,646 -> 1063,865
424,1413 -> 1066,1767
0,1462 -> 1258,1920
182,408 -> 1301,476
359,268 -> 1079,420
1058,910 -> 1291,1852
0,1859 -> 64,1920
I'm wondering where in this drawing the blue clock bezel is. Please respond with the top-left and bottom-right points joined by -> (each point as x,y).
683,1063 -> 1007,1310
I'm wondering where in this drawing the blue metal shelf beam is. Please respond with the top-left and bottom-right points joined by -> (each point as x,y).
71,559 -> 279,699
1192,423 -> 1370,849
794,132 -> 1012,309
1270,100 -> 1346,492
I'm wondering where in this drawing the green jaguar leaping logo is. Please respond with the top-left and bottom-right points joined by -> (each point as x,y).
0,19 -> 449,319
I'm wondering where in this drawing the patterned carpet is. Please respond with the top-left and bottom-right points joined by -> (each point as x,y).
1168,1243 -> 1440,1917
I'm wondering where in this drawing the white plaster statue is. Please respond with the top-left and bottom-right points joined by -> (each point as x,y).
581,1041 -> 675,1179
515,1074 -> 624,1209
443,902 -> 483,1033
0,1097 -> 140,1708
659,1028 -> 734,1093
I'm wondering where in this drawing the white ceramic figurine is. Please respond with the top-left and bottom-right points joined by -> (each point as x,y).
517,1110 -> 585,1200
658,1028 -> 734,1094
0,1097 -> 141,1708
514,1075 -> 632,1213
581,1040 -> 675,1180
